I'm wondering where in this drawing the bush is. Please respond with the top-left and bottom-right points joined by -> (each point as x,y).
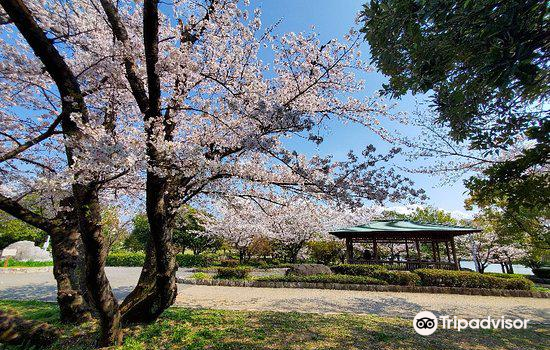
330,264 -> 386,275
257,274 -> 387,285
176,254 -> 209,267
220,259 -> 240,267
216,267 -> 252,279
307,241 -> 343,265
106,252 -> 145,266
532,268 -> 550,279
330,264 -> 419,286
415,269 -> 534,290
190,272 -> 212,280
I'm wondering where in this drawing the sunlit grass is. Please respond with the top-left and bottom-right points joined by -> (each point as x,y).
0,300 -> 547,350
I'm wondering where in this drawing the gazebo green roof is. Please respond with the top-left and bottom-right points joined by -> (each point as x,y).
330,219 -> 480,239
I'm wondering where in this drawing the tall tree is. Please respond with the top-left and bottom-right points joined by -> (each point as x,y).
1,0 -> 423,345
360,0 -> 549,222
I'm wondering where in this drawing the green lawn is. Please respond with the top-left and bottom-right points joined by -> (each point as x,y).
0,260 -> 53,267
0,300 -> 548,350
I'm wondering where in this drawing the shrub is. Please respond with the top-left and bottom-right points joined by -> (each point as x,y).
330,264 -> 386,275
532,268 -> 550,279
330,264 -> 419,286
220,259 -> 240,267
307,241 -> 343,265
190,272 -> 212,280
371,270 -> 420,286
216,266 -> 252,279
106,252 -> 145,266
415,269 -> 534,290
257,274 -> 387,285
176,254 -> 209,267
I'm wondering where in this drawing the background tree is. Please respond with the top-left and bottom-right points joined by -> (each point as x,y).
360,0 -> 549,227
0,211 -> 47,249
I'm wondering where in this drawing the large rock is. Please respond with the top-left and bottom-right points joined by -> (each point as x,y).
1,241 -> 52,262
285,263 -> 332,276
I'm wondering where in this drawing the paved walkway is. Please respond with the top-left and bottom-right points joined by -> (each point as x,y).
1,267 -> 549,322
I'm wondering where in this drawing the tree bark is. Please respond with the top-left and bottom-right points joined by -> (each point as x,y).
74,186 -> 122,347
0,194 -> 91,323
0,0 -> 122,345
50,224 -> 92,323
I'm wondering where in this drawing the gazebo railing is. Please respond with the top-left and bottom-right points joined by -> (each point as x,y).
350,259 -> 457,270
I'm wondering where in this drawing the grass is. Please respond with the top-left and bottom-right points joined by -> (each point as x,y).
0,260 -> 53,268
0,300 -> 548,350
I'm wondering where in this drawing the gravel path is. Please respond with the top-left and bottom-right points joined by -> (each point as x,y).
1,267 -> 548,322
175,284 -> 550,322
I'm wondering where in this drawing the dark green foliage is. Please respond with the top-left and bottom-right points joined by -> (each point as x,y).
124,214 -> 149,251
0,212 -> 47,249
124,208 -> 221,254
215,267 -> 252,279
360,0 -> 549,225
106,251 -> 146,266
219,259 -> 239,267
257,274 -> 388,285
175,254 -> 210,267
331,264 -> 386,275
532,268 -> 550,279
415,269 -> 534,290
361,0 -> 548,148
106,251 -> 210,267
307,241 -> 344,265
330,264 -> 420,285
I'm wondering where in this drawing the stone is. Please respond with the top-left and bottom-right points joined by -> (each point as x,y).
285,263 -> 332,276
1,241 -> 52,262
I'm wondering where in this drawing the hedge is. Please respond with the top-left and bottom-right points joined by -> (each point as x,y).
331,264 -> 386,275
106,252 -> 209,267
415,269 -> 534,290
331,264 -> 419,286
106,252 -> 145,266
176,254 -> 209,267
257,274 -> 387,285
216,266 -> 252,279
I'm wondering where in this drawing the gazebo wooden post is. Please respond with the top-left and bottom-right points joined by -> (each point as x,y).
431,242 -> 437,265
405,240 -> 410,259
450,237 -> 459,270
445,241 -> 452,263
415,239 -> 421,259
345,237 -> 353,263
435,242 -> 441,262
373,238 -> 378,260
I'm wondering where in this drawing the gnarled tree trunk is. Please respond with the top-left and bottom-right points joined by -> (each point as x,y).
50,224 -> 92,323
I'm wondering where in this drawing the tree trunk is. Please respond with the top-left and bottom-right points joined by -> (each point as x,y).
74,185 -> 122,347
50,224 -> 92,323
119,175 -> 177,324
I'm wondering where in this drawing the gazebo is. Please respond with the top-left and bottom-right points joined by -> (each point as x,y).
330,220 -> 480,270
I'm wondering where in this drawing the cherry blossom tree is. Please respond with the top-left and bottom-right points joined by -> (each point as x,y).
0,0 -> 424,346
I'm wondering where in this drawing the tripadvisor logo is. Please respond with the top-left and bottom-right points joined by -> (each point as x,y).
413,311 -> 530,336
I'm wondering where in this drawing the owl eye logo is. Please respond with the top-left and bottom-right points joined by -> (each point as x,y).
415,317 -> 436,329
413,311 -> 438,335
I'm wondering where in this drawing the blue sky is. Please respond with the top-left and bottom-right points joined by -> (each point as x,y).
250,0 -> 472,215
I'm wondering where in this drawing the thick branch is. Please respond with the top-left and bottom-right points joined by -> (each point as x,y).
99,0 -> 149,112
0,192 -> 57,233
